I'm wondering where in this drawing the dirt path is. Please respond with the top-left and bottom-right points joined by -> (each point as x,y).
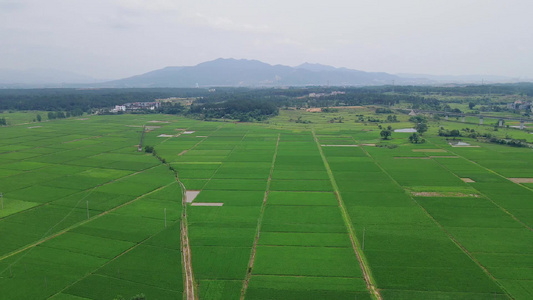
0,164 -> 169,263
169,126 -> 219,300
181,216 -> 195,300
313,131 -> 382,300
240,134 -> 280,300
359,140 -> 512,298
429,141 -> 532,232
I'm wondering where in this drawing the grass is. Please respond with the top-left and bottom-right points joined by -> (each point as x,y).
0,112 -> 531,299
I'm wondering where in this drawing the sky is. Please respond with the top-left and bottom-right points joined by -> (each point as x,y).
1,0 -> 532,80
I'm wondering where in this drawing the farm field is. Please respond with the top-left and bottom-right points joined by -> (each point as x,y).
0,110 -> 532,299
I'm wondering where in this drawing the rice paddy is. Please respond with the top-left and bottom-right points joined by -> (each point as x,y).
0,110 -> 532,299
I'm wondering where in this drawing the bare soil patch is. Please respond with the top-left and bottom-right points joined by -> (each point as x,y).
306,108 -> 322,112
451,145 -> 480,148
157,134 -> 175,138
27,126 -> 42,129
185,190 -> 200,203
508,178 -> 533,183
461,178 -> 475,183
148,120 -> 170,123
144,126 -> 161,131
331,105 -> 364,109
412,149 -> 447,152
411,191 -> 479,197
183,131 -> 195,134
191,202 -> 223,206
361,144 -> 376,146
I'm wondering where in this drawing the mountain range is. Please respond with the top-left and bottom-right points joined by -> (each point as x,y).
0,58 -> 526,88
99,58 -> 399,88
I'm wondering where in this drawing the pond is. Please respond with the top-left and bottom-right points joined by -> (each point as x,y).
394,128 -> 417,133
449,141 -> 471,146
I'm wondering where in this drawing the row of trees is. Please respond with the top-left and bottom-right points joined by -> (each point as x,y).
47,109 -> 84,120
189,99 -> 279,121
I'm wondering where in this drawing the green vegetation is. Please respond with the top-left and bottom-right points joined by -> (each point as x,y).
189,99 -> 278,121
0,85 -> 532,299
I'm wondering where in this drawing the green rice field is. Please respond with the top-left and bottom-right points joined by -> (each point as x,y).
0,110 -> 532,299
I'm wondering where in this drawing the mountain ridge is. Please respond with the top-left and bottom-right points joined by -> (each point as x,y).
2,59 -> 529,88
99,58 -> 399,88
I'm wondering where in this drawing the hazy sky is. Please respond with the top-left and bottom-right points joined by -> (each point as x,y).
1,0 -> 532,79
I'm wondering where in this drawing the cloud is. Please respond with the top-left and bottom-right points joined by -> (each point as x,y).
185,12 -> 270,33
0,1 -> 25,12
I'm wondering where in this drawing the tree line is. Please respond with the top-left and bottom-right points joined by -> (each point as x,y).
189,99 -> 279,121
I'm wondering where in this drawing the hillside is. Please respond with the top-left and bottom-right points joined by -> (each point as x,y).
99,58 -> 399,88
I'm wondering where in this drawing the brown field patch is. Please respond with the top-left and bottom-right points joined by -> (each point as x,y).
411,192 -> 479,197
461,178 -> 475,183
144,126 -> 161,131
412,149 -> 447,152
306,108 -> 322,112
508,178 -> 533,183
330,106 -> 365,109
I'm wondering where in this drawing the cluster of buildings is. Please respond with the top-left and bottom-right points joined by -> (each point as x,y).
507,100 -> 532,111
110,102 -> 161,112
308,91 -> 346,98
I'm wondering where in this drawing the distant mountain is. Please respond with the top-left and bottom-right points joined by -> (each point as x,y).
3,60 -> 525,89
296,62 -> 339,72
99,58 -> 399,88
0,68 -> 102,88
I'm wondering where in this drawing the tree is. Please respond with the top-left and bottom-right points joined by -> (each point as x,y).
0,117 -> 6,126
380,129 -> 392,140
449,129 -> 461,138
144,145 -> 154,153
415,122 -> 428,135
409,133 -> 420,143
468,102 -> 476,110
36,114 -> 42,122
